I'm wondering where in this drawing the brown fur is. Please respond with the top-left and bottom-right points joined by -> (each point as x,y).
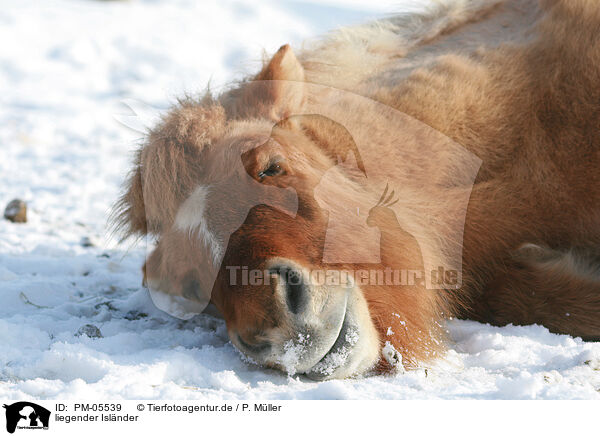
113,0 -> 600,372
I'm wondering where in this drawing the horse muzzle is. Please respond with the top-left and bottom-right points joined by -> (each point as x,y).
228,259 -> 380,379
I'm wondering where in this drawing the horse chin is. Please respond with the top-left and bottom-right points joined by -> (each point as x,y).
303,285 -> 381,380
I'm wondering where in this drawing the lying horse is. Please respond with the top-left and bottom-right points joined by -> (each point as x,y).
113,0 -> 600,379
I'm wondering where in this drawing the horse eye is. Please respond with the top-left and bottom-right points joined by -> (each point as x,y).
258,163 -> 283,179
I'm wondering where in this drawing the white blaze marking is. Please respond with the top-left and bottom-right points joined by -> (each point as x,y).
174,185 -> 224,265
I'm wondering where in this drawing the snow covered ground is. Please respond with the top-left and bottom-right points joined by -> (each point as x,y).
1,0 -> 599,400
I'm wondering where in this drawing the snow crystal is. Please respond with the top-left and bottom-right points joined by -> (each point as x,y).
382,341 -> 404,372
278,333 -> 312,375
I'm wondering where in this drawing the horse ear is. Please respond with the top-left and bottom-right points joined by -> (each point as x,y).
257,44 -> 304,84
258,44 -> 305,119
229,44 -> 305,120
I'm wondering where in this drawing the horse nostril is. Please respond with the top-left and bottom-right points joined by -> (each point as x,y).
269,264 -> 307,315
237,335 -> 271,355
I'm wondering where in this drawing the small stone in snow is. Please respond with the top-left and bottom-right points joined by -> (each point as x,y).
4,199 -> 27,223
125,310 -> 148,321
80,236 -> 95,247
76,324 -> 103,339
